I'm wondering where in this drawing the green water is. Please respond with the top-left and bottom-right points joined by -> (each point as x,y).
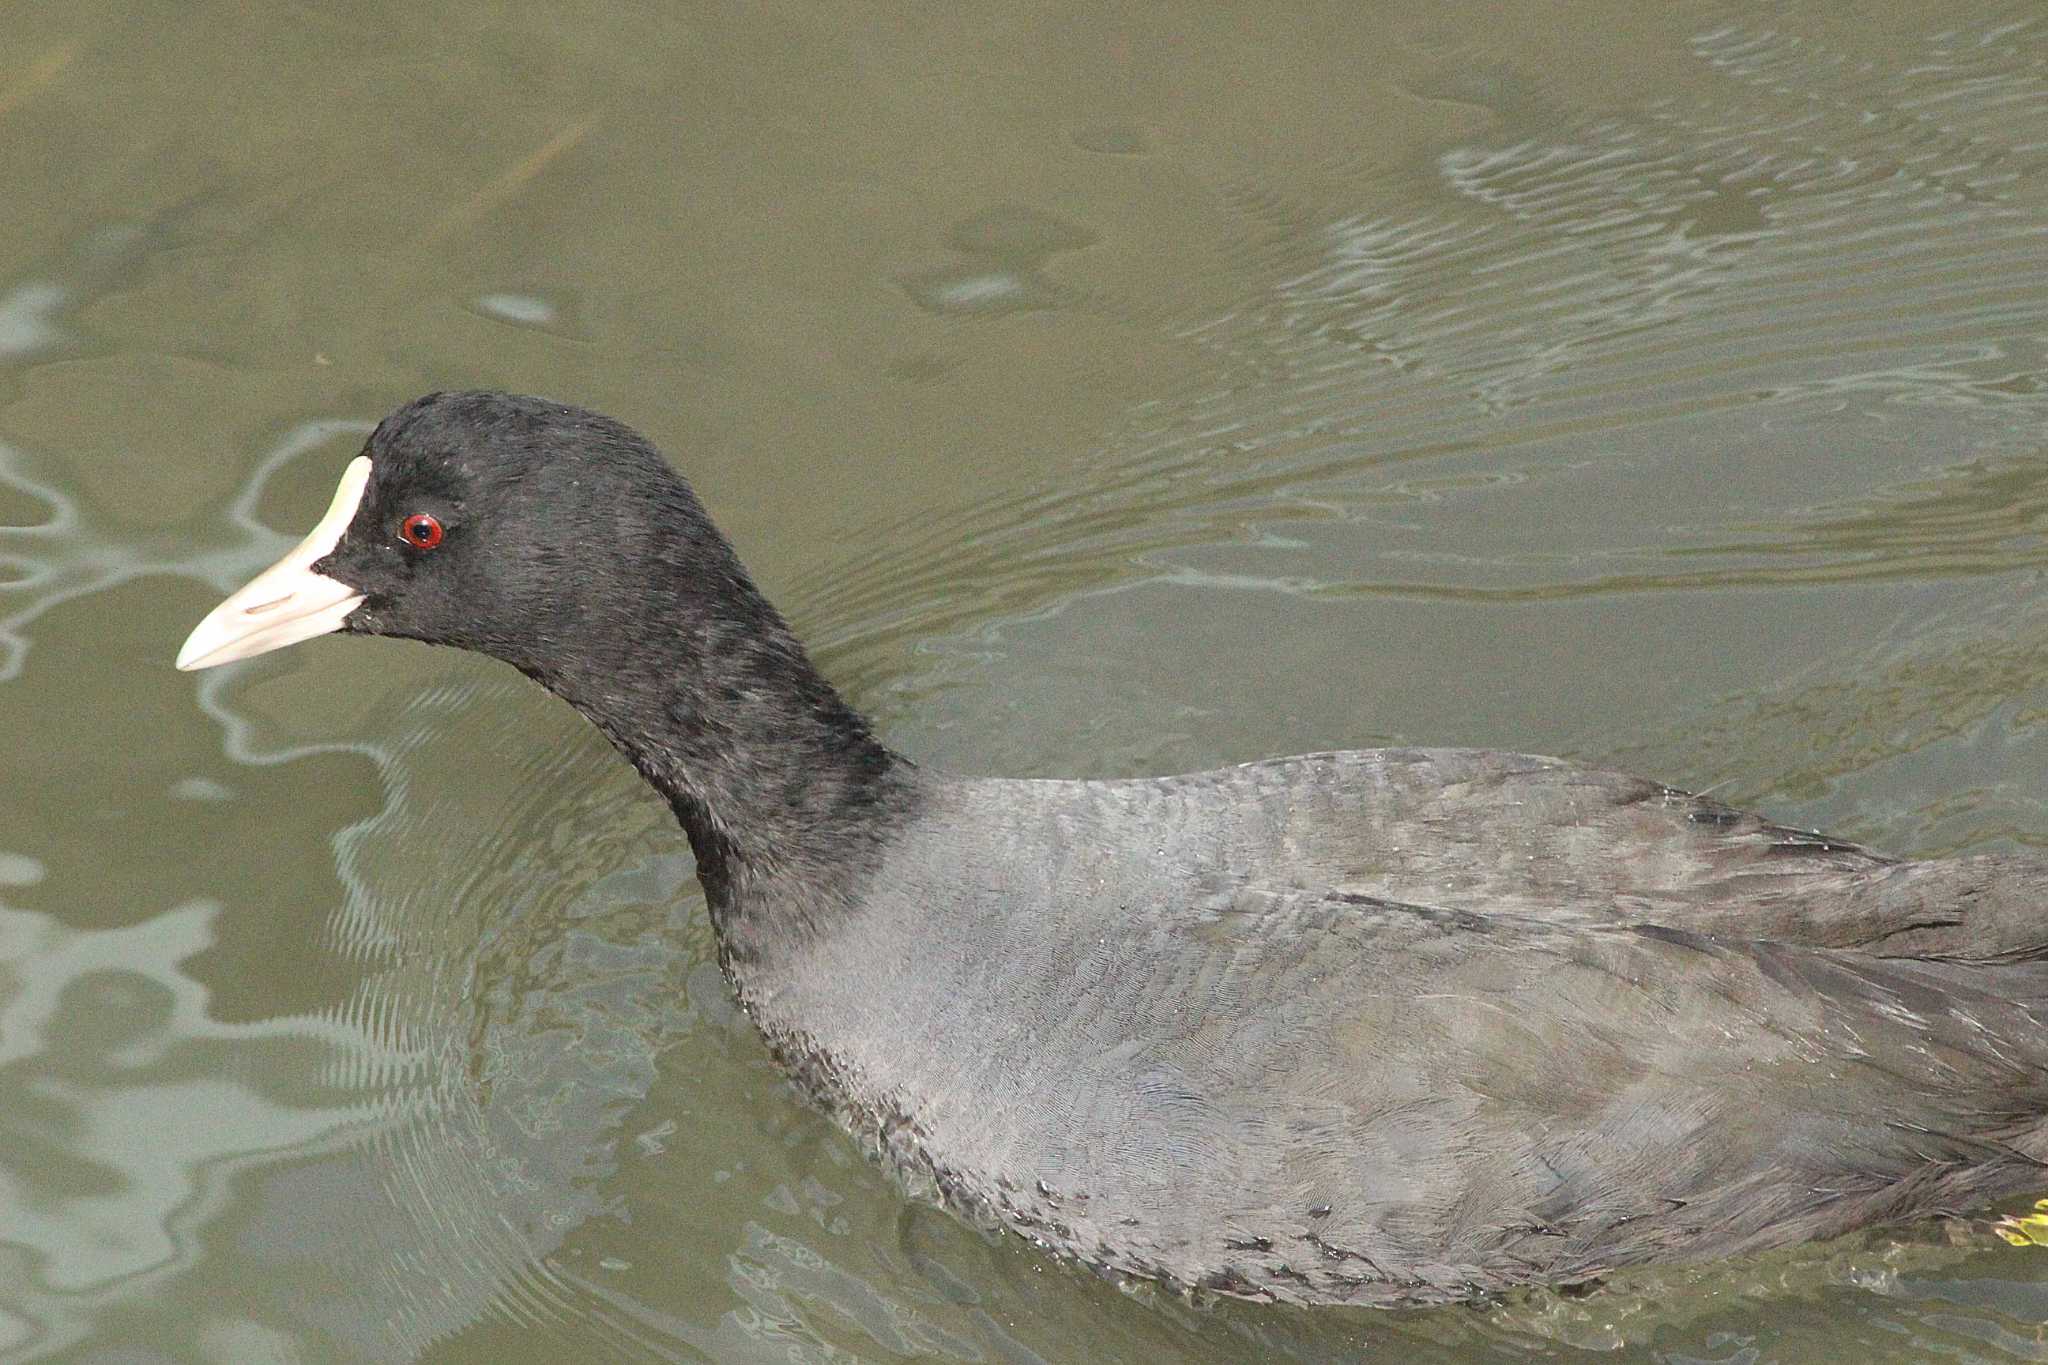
4,1 -> 2048,1359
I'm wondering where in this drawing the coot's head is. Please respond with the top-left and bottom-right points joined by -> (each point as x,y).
177,391 -> 729,676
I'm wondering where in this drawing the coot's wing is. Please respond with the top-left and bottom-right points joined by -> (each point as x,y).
1079,893 -> 2048,1305
1214,748 -> 2048,960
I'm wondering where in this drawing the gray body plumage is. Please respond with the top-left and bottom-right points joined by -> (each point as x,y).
732,749 -> 2048,1305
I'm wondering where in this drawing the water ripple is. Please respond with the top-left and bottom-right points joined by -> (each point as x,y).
793,11 -> 2048,669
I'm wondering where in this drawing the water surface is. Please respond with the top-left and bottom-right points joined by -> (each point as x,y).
4,2 -> 2048,1360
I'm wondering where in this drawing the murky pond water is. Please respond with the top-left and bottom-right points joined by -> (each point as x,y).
5,1 -> 2048,1359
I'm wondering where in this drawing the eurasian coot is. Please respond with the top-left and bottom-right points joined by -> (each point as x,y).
177,391 -> 2048,1306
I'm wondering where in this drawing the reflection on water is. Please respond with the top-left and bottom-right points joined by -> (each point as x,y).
807,16 -> 2048,641
898,204 -> 1100,318
1,1 -> 2047,1362
0,425 -> 701,1358
0,419 -> 361,683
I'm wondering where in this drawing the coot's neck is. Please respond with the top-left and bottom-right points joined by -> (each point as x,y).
511,520 -> 912,957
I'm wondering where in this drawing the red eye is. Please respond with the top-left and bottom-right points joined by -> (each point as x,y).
399,513 -> 444,550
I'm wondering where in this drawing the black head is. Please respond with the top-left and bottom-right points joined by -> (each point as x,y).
179,389 -> 910,925
179,391 -> 740,684
340,392 -> 741,672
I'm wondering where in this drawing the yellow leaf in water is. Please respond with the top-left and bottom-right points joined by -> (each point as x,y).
1993,1201 -> 2048,1247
